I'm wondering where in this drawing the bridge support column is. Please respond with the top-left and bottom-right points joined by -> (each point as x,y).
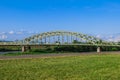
97,47 -> 101,53
22,46 -> 31,52
22,46 -> 26,52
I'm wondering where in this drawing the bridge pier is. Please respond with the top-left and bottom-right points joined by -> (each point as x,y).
22,46 -> 31,52
97,47 -> 101,53
22,46 -> 26,52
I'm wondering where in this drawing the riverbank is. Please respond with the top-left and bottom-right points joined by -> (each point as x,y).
0,51 -> 120,60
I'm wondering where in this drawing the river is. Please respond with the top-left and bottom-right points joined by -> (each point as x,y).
0,51 -> 21,54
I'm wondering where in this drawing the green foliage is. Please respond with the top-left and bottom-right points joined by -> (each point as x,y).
0,46 -> 21,52
53,46 -> 97,52
101,46 -> 120,51
30,46 -> 120,53
1,45 -> 120,54
30,47 -> 54,53
111,47 -> 118,51
0,48 -> 16,52
72,40 -> 85,44
0,54 -> 120,80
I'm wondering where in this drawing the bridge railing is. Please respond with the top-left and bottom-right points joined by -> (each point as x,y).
0,42 -> 120,47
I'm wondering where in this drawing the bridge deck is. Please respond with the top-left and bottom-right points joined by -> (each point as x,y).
0,44 -> 120,47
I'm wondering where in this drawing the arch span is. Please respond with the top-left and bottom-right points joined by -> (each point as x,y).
22,31 -> 103,45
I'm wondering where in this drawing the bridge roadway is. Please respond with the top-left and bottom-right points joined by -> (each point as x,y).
0,44 -> 120,53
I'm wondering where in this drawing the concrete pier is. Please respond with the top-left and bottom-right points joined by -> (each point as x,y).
22,46 -> 26,52
97,47 -> 101,53
22,46 -> 31,52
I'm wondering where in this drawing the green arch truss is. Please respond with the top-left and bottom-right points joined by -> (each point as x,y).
22,31 -> 104,45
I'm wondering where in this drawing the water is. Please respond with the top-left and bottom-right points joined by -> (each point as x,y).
0,51 -> 21,54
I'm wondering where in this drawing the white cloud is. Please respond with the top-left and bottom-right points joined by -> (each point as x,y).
16,31 -> 23,34
9,31 -> 14,34
113,36 -> 120,42
96,35 -> 102,38
0,30 -> 39,41
0,35 -> 7,39
95,34 -> 120,42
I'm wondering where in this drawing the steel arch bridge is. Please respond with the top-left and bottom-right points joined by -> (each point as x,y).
0,31 -> 119,52
0,31 -> 116,46
22,31 -> 105,45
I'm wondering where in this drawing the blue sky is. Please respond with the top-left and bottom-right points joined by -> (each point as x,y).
0,0 -> 120,40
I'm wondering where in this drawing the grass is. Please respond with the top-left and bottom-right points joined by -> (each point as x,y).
1,52 -> 42,56
1,51 -> 81,56
0,53 -> 120,80
1,52 -> 59,56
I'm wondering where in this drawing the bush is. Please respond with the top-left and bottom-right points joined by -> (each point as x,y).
53,46 -> 97,52
111,48 -> 118,51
